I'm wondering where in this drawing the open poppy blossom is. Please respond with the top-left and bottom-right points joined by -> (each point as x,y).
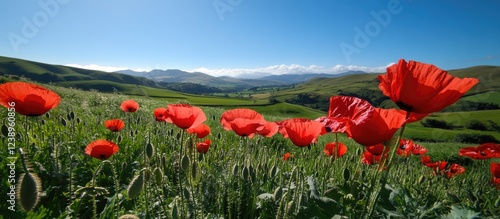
277,118 -> 326,147
165,103 -> 206,129
120,99 -> 139,112
361,150 -> 385,165
378,59 -> 479,117
187,123 -> 211,138
104,119 -> 125,132
196,139 -> 211,154
220,108 -> 266,138
323,142 -> 347,157
315,116 -> 348,133
397,139 -> 413,157
84,140 -> 119,160
411,142 -> 428,155
283,152 -> 294,161
328,96 -> 407,146
491,162 -> 500,189
444,163 -> 466,179
0,81 -> 61,116
458,143 -> 500,160
366,143 -> 390,156
153,107 -> 168,121
257,121 -> 279,138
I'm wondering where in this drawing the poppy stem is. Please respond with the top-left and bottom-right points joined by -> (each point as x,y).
364,111 -> 410,219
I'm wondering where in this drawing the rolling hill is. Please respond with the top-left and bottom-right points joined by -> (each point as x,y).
0,56 -> 160,89
267,65 -> 500,112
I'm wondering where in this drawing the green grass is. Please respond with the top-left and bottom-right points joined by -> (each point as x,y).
462,91 -> 500,104
1,84 -> 499,218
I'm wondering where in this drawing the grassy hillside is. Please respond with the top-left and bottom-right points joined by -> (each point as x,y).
0,56 -> 159,88
269,65 -> 500,111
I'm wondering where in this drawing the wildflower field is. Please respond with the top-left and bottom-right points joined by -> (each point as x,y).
1,60 -> 500,219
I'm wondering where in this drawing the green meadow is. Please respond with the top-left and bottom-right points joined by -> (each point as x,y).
1,84 -> 499,219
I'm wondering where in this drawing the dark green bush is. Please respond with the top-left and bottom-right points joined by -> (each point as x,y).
421,119 -> 452,129
464,120 -> 488,131
454,133 -> 499,144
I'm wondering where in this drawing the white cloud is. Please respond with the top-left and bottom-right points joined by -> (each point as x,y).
189,63 -> 394,77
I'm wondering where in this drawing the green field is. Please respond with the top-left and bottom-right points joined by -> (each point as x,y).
1,84 -> 499,218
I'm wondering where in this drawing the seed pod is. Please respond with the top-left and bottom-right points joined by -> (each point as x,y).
146,142 -> 155,159
119,214 -> 140,219
16,172 -> 42,211
269,165 -> 278,178
45,112 -> 51,118
273,187 -> 283,201
154,167 -> 163,185
171,202 -> 179,219
61,118 -> 67,126
418,175 -> 425,184
192,162 -> 197,179
127,173 -> 144,199
232,164 -> 239,176
242,165 -> 249,180
343,168 -> 350,182
181,155 -> 190,172
1,124 -> 8,137
286,201 -> 295,215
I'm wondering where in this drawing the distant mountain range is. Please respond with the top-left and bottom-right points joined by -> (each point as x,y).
117,69 -> 368,87
0,56 -> 368,93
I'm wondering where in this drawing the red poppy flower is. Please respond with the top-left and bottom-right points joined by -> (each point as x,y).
283,152 -> 294,161
257,121 -> 279,137
104,119 -> 125,132
421,155 -> 462,178
315,116 -> 348,133
120,99 -> 139,112
411,142 -> 428,155
187,123 -> 211,138
323,142 -> 347,157
366,143 -> 390,156
397,139 -> 413,157
491,162 -> 500,188
458,143 -> 500,160
153,107 -> 168,121
361,150 -> 385,165
444,163 -> 465,179
84,140 -> 119,160
165,104 -> 206,129
378,59 -> 479,116
220,108 -> 266,138
327,96 -> 407,146
0,82 -> 61,116
492,162 -> 500,178
277,118 -> 326,147
196,139 -> 211,154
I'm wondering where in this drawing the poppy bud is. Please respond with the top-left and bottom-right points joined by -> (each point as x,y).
127,173 -> 144,199
181,155 -> 190,172
118,214 -> 140,219
17,172 -> 42,211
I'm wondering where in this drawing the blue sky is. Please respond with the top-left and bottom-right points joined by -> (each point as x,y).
1,0 -> 500,77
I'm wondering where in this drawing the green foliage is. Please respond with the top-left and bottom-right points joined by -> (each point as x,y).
453,133 -> 499,144
0,84 -> 499,218
421,119 -> 453,129
464,120 -> 488,131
